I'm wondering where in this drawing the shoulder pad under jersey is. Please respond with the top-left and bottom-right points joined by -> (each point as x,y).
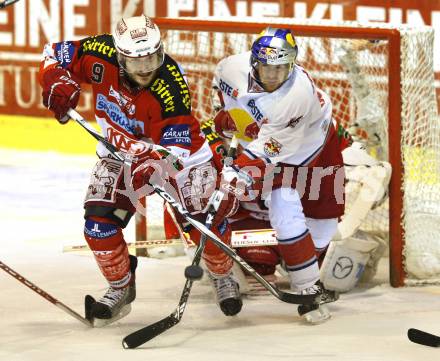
78,34 -> 118,66
148,55 -> 192,118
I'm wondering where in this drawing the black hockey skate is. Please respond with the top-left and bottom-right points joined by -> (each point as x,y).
297,281 -> 339,324
86,255 -> 137,327
210,272 -> 243,316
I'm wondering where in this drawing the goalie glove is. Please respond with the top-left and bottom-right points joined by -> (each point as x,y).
41,68 -> 81,124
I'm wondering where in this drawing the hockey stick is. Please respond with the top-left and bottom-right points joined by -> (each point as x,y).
122,138 -> 238,348
0,261 -> 92,327
63,239 -> 183,252
408,328 -> 440,347
0,0 -> 20,8
67,110 -> 320,305
122,213 -> 213,349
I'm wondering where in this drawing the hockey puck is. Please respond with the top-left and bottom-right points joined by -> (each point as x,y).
184,265 -> 204,280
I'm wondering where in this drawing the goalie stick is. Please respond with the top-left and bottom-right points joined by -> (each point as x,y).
408,328 -> 440,347
0,260 -> 92,327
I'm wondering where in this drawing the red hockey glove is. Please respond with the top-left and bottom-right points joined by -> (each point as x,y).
206,188 -> 239,227
213,109 -> 237,139
220,165 -> 257,199
130,145 -> 182,197
41,68 -> 81,124
206,165 -> 256,226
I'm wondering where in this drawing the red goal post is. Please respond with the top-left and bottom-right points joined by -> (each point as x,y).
136,17 -> 439,288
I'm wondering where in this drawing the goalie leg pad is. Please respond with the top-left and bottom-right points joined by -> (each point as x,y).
306,218 -> 338,267
84,216 -> 132,289
320,231 -> 380,292
335,159 -> 392,240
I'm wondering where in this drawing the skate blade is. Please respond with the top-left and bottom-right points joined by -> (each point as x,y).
93,304 -> 132,328
303,305 -> 331,325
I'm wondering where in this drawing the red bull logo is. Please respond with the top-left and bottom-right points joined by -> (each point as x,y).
258,47 -> 279,61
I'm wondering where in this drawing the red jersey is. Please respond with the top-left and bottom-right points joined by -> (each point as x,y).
39,34 -> 212,166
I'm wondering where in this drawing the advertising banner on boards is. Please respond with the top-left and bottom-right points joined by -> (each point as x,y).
0,0 -> 438,118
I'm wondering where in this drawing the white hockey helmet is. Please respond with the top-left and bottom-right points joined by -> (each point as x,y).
112,15 -> 164,85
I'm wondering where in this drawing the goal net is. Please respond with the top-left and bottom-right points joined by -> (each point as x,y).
137,17 -> 439,287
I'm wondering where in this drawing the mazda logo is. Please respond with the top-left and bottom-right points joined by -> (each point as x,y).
332,256 -> 354,279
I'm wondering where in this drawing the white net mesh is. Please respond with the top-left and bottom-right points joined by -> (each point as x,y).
399,28 -> 440,282
157,18 -> 439,284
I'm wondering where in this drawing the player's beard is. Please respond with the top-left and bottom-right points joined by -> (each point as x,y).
127,70 -> 158,88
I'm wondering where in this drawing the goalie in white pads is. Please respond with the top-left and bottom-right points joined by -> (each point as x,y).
321,38 -> 392,292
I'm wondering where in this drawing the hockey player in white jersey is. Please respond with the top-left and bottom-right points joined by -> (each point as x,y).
212,35 -> 392,298
216,138 -> 391,296
208,28 -> 344,323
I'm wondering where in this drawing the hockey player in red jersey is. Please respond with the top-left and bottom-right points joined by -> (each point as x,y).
38,15 -> 241,325
209,27 -> 345,323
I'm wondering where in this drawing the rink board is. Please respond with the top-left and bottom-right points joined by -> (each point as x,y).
0,114 -> 96,154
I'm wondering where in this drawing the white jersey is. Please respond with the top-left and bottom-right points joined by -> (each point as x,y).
214,51 -> 333,166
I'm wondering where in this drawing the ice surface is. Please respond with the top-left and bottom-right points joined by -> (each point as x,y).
1,149 -> 440,361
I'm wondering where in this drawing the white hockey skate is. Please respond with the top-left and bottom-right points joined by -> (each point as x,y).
210,272 -> 243,316
297,281 -> 339,324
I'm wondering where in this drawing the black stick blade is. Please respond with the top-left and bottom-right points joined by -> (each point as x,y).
408,328 -> 440,347
122,315 -> 179,349
84,295 -> 95,322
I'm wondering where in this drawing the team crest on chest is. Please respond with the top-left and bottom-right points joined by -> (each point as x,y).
264,137 -> 283,157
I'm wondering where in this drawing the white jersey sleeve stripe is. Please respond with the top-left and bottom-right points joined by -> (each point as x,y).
243,148 -> 272,164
